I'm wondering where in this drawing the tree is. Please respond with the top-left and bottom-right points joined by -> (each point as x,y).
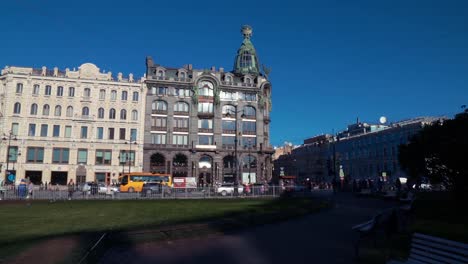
399,111 -> 468,199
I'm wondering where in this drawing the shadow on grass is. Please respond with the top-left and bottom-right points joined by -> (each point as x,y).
1,196 -> 330,264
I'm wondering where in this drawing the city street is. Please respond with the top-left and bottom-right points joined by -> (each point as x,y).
99,192 -> 397,264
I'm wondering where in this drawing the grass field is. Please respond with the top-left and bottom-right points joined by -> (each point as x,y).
0,197 -> 328,262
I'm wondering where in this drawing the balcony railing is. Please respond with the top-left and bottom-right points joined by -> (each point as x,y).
173,111 -> 189,116
172,144 -> 189,148
243,115 -> 256,120
151,126 -> 167,131
198,95 -> 213,100
173,127 -> 189,132
198,128 -> 213,133
222,129 -> 236,134
242,131 -> 257,135
223,144 -> 235,150
198,112 -> 214,118
152,109 -> 168,115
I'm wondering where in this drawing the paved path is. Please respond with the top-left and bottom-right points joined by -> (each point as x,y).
100,192 -> 397,264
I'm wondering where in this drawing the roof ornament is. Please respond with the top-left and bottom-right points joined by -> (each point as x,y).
241,25 -> 253,40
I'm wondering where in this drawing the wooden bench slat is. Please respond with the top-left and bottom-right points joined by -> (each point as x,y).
409,253 -> 448,264
414,233 -> 468,250
412,239 -> 468,259
410,248 -> 466,264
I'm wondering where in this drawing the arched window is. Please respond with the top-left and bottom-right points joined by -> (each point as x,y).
180,72 -> 186,79
111,90 -> 117,100
242,155 -> 257,168
132,91 -> 139,101
131,110 -> 138,121
157,70 -> 164,78
174,102 -> 189,113
99,89 -> 105,100
82,107 -> 89,116
45,85 -> 52,95
173,153 -> 188,167
120,109 -> 127,120
198,81 -> 214,96
222,105 -> 236,116
13,102 -> 21,114
16,83 -> 23,93
33,84 -> 40,95
109,108 -> 116,119
121,91 -> 128,101
30,104 -> 38,115
66,106 -> 73,117
98,108 -> 104,119
43,104 -> 50,116
54,105 -> 62,116
84,88 -> 91,97
152,100 -> 167,111
243,106 -> 256,118
223,155 -> 235,169
225,75 -> 232,83
68,87 -> 75,97
150,153 -> 166,173
57,86 -> 64,96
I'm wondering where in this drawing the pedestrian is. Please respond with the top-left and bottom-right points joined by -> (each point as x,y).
67,179 -> 75,200
27,181 -> 34,199
332,178 -> 338,194
395,177 -> 402,194
18,179 -> 28,199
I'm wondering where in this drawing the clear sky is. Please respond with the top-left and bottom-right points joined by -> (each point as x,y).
1,0 -> 467,146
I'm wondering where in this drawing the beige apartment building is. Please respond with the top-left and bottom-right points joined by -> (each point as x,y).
0,63 -> 146,185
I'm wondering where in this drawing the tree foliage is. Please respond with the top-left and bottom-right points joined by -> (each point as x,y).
399,112 -> 468,198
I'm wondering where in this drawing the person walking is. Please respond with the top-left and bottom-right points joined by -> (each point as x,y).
67,179 -> 75,200
18,179 -> 28,199
27,181 -> 34,199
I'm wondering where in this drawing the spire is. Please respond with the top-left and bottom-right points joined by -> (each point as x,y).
233,25 -> 260,75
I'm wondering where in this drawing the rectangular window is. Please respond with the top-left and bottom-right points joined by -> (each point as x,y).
99,90 -> 105,100
53,125 -> 60,137
198,119 -> 213,129
80,126 -> 88,139
77,149 -> 88,164
242,121 -> 256,133
132,92 -> 139,101
119,150 -> 135,166
28,124 -> 36,136
222,136 -> 235,146
151,117 -> 167,128
57,86 -> 63,96
174,118 -> 189,128
27,147 -> 44,163
121,91 -> 128,101
11,123 -> 19,136
242,137 -> 256,147
52,148 -> 70,164
155,87 -> 167,95
198,135 -> 214,145
33,84 -> 40,95
95,150 -> 112,165
172,135 -> 188,146
40,124 -> 48,137
241,92 -> 257,101
65,126 -> 72,138
151,134 -> 166,144
108,128 -> 114,139
97,127 -> 104,139
221,91 -> 236,100
222,120 -> 236,131
198,102 -> 213,113
45,85 -> 51,96
8,146 -> 19,162
119,128 -> 126,140
130,129 -> 137,141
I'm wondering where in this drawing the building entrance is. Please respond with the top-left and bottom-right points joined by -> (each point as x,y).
51,171 -> 68,185
25,171 -> 42,184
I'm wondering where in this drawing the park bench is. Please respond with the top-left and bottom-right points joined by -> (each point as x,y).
387,233 -> 468,264
353,208 -> 399,257
383,190 -> 397,200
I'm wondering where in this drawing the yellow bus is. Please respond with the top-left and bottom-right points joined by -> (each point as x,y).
119,172 -> 172,192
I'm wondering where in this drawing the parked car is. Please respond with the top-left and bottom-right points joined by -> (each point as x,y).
217,184 -> 244,196
98,183 -> 119,194
141,182 -> 171,196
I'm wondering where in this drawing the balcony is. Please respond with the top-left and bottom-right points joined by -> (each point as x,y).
222,144 -> 235,150
264,116 -> 271,124
243,115 -> 256,120
81,96 -> 91,102
174,111 -> 189,116
172,144 -> 189,148
152,110 -> 168,115
151,126 -> 167,131
198,95 -> 213,100
242,131 -> 257,135
198,128 -> 213,133
173,127 -> 189,132
222,129 -> 236,134
198,112 -> 214,118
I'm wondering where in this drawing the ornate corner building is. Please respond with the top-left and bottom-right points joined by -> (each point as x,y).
143,25 -> 274,186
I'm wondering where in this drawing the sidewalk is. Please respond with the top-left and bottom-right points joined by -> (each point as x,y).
99,192 -> 397,264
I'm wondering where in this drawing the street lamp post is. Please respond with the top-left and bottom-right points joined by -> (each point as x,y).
225,106 -> 245,195
125,141 -> 138,174
2,131 -> 18,183
244,139 -> 252,184
118,155 -> 125,176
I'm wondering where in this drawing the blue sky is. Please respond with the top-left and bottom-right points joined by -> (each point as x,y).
1,0 -> 467,146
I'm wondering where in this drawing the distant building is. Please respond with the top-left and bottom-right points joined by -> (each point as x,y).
0,63 -> 146,185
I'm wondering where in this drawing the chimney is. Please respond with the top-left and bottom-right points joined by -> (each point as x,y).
211,66 -> 216,72
188,64 -> 193,70
219,67 -> 224,73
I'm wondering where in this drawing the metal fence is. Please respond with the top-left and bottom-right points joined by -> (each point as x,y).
0,185 -> 325,201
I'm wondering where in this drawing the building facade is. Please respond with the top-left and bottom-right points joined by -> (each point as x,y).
0,63 -> 146,185
143,25 -> 274,186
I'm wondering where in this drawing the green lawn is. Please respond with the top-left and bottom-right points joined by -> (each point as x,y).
0,198 -> 327,252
